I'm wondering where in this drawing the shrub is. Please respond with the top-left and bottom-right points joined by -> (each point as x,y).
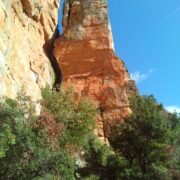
84,135 -> 113,167
0,87 -> 97,179
41,86 -> 97,149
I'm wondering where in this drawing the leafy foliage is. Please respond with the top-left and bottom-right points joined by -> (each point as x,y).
0,98 -> 17,158
84,135 -> 113,167
0,87 -> 97,179
41,86 -> 96,149
109,95 -> 180,179
1,87 -> 179,179
79,95 -> 180,180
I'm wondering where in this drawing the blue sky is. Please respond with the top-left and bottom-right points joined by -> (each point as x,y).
109,0 -> 180,112
59,0 -> 180,112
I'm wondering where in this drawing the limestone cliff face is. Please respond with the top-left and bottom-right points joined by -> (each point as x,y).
0,0 -> 59,101
54,0 -> 137,140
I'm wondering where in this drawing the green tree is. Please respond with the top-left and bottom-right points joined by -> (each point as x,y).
109,95 -> 179,180
168,112 -> 180,179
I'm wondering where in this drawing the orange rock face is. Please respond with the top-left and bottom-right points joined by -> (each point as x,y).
54,0 -> 137,141
0,0 -> 59,101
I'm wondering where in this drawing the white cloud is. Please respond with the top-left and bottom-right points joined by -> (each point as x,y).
165,106 -> 180,114
130,68 -> 154,83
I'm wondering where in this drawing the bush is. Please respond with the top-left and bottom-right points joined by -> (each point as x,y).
79,135 -> 114,179
41,86 -> 97,149
84,135 -> 113,167
0,87 -> 97,179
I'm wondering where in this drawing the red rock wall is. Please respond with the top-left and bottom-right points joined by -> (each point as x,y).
54,0 -> 137,141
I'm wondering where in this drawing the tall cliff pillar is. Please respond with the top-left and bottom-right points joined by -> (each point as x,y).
54,0 -> 137,141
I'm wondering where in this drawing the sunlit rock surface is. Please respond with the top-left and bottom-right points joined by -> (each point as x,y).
0,0 -> 59,101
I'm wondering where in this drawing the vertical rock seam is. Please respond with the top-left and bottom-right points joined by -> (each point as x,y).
54,0 -> 137,141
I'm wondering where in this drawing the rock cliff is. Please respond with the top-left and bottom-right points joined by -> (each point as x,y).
54,0 -> 137,141
0,0 -> 137,141
0,0 -> 59,101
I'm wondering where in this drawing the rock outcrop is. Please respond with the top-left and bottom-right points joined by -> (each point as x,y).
0,0 -> 59,101
54,0 -> 137,141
